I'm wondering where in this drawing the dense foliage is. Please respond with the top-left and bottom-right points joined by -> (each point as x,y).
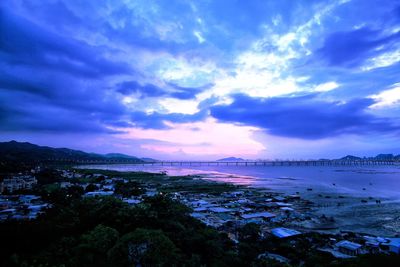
0,191 -> 242,267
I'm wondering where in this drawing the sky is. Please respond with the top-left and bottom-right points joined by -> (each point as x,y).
1,0 -> 400,160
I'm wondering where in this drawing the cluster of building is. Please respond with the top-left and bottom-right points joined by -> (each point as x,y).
168,189 -> 313,242
0,175 -> 37,193
0,194 -> 50,221
318,233 -> 400,258
60,170 -> 157,203
60,170 -> 83,179
168,188 -> 400,258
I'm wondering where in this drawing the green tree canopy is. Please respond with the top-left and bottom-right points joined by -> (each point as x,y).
108,228 -> 180,266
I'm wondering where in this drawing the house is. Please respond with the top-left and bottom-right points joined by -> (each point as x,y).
387,238 -> 400,254
209,207 -> 232,213
363,236 -> 384,253
275,202 -> 292,207
59,182 -> 73,188
190,200 -> 209,207
123,198 -> 141,205
258,252 -> 290,264
19,195 -> 40,203
145,189 -> 157,197
335,240 -> 362,256
84,191 -> 113,197
273,196 -> 286,202
271,227 -> 301,238
280,207 -> 294,212
241,211 -> 275,220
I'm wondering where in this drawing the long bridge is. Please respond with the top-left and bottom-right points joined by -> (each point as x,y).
142,160 -> 399,166
46,159 -> 399,166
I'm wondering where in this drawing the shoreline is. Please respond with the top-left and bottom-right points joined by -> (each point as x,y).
75,165 -> 400,237
202,173 -> 400,237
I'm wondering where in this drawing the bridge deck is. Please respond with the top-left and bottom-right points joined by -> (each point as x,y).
46,159 -> 399,166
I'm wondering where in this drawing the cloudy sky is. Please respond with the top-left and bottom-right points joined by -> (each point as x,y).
1,0 -> 400,159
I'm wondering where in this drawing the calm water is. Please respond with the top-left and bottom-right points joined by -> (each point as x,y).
79,164 -> 400,199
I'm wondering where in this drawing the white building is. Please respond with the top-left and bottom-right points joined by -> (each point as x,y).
1,176 -> 37,193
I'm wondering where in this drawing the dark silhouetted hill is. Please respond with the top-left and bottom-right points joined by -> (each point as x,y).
0,141 -> 143,164
217,157 -> 245,161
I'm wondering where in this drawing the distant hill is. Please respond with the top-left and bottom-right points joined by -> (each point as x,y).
217,157 -> 245,162
375,154 -> 394,160
0,141 -> 144,164
340,155 -> 362,160
339,154 -> 400,161
104,153 -> 139,159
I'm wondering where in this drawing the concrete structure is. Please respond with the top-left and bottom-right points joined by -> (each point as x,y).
271,227 -> 301,238
335,240 -> 362,256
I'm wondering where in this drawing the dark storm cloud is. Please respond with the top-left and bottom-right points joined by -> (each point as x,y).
0,7 -> 130,78
0,91 -> 122,134
210,94 -> 400,139
0,5 -> 133,134
116,81 -> 166,97
316,27 -> 400,67
0,65 -> 128,126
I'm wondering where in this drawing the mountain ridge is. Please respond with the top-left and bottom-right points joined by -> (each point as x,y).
0,140 -> 144,163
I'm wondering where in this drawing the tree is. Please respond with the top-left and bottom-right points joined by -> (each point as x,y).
72,225 -> 119,267
239,223 -> 260,242
36,168 -> 62,184
114,181 -> 145,197
108,228 -> 180,266
85,183 -> 99,193
81,224 -> 119,253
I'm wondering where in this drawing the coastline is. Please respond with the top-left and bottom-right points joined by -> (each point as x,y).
76,165 -> 400,237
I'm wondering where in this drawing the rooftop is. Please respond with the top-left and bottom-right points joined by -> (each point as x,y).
271,227 -> 301,238
336,240 -> 362,251
241,211 -> 275,219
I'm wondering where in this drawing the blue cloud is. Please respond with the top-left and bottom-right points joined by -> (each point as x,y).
316,27 -> 400,67
116,81 -> 166,98
210,94 -> 399,139
0,91 -> 122,134
116,81 -> 211,100
130,110 -> 208,129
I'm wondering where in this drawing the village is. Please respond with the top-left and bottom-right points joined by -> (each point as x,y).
1,168 -> 400,262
